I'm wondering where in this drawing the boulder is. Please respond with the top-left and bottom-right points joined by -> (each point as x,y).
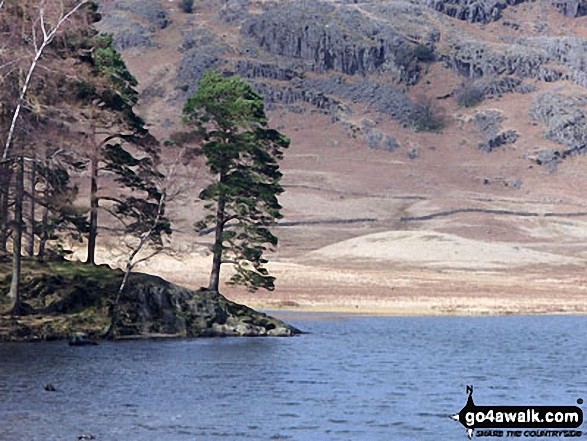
69,333 -> 98,346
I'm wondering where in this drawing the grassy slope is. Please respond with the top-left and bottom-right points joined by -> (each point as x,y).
0,256 -> 123,341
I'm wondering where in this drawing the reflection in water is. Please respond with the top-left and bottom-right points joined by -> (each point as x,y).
0,315 -> 586,440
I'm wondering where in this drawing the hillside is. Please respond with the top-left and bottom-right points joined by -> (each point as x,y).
91,0 -> 587,314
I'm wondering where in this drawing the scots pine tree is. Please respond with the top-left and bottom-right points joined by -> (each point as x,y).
183,72 -> 289,292
71,34 -> 159,264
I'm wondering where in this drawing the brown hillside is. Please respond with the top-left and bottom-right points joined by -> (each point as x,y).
89,0 -> 587,315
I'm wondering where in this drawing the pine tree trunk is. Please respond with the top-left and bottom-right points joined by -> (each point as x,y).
86,155 -> 98,265
0,162 -> 11,252
37,206 -> 49,262
9,157 -> 24,316
27,155 -> 35,256
209,193 -> 225,293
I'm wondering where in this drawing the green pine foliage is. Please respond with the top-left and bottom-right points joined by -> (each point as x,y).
183,72 -> 289,292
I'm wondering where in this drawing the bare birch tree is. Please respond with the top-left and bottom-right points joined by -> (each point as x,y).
103,152 -> 187,339
0,0 -> 90,314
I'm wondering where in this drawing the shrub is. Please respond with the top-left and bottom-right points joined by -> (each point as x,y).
411,96 -> 447,133
179,0 -> 194,13
456,81 -> 484,108
414,44 -> 435,62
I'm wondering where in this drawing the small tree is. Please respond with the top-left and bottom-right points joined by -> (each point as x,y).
183,72 -> 289,292
179,0 -> 194,13
411,95 -> 447,133
456,80 -> 484,108
414,44 -> 435,63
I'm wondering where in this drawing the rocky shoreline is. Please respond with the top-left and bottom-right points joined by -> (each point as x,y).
0,260 -> 301,342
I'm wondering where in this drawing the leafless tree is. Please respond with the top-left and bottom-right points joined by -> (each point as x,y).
1,0 -> 90,315
104,149 -> 187,339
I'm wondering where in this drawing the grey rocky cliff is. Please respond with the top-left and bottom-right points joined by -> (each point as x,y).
426,0 -> 528,24
426,0 -> 587,22
241,2 -> 420,83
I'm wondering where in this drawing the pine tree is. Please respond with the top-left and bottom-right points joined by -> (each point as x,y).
71,33 -> 159,264
183,72 -> 289,292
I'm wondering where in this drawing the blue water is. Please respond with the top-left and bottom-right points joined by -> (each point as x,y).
0,314 -> 586,440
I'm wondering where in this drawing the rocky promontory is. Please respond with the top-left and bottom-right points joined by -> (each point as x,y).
0,258 -> 301,342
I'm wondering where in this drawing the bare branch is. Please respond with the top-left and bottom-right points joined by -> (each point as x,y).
39,6 -> 49,42
2,0 -> 89,161
131,249 -> 164,269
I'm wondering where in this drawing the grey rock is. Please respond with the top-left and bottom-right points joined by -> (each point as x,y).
267,327 -> 294,337
551,0 -> 587,17
96,12 -> 155,50
534,149 -> 563,171
480,76 -> 537,96
117,273 -> 302,337
445,37 -> 554,80
529,92 -> 587,151
113,0 -> 171,29
365,129 -> 400,152
426,0 -> 528,24
478,129 -> 519,152
69,333 -> 98,346
176,50 -> 227,97
219,0 -> 250,23
472,109 -> 504,136
241,1 -> 420,83
235,60 -> 303,82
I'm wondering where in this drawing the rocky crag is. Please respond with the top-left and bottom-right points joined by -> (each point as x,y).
95,0 -> 587,168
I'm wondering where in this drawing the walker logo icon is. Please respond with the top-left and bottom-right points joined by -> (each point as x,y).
451,386 -> 584,439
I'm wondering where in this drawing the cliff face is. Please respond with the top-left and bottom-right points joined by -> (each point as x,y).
241,2 -> 421,81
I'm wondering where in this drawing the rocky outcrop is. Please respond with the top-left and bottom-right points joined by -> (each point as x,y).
470,109 -> 518,152
96,0 -> 171,50
176,50 -> 228,97
480,76 -> 537,96
119,273 -> 301,337
365,129 -> 400,152
96,12 -> 156,50
112,0 -> 171,30
175,27 -> 232,96
235,60 -> 304,82
479,129 -> 519,152
360,3 -> 441,44
525,37 -> 587,88
551,0 -> 587,17
426,0 -> 528,23
426,0 -> 585,22
529,92 -> 587,152
0,262 -> 301,341
241,2 -> 420,83
445,38 -> 560,81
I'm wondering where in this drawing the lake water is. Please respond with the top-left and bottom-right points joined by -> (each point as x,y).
0,314 -> 586,441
